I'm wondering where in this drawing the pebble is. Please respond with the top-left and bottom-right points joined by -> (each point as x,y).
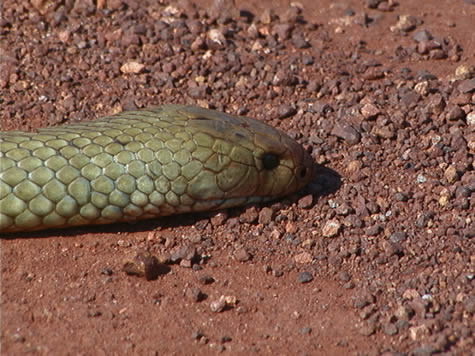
210,295 -> 237,313
458,79 -> 475,93
184,286 -> 205,302
322,219 -> 342,238
122,252 -> 162,281
278,104 -> 297,119
298,271 -> 314,283
294,252 -> 313,264
120,61 -> 145,74
297,194 -> 313,209
258,207 -> 274,224
331,123 -> 361,145
234,247 -> 251,262
390,231 -> 408,243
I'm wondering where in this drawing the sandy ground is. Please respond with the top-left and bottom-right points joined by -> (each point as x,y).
1,0 -> 474,355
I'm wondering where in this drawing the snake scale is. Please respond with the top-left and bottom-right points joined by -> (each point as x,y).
0,105 -> 312,233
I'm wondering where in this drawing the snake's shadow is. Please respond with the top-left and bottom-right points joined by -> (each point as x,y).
1,163 -> 340,239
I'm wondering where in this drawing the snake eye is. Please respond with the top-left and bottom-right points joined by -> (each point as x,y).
299,167 -> 307,178
262,153 -> 280,170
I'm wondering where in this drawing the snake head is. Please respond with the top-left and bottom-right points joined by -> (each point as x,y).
168,105 -> 313,207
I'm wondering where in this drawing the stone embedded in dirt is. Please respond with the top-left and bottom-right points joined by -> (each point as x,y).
210,295 -> 238,313
234,247 -> 251,262
171,245 -> 198,264
297,194 -> 313,209
338,271 -> 351,282
444,165 -> 460,183
122,251 -> 163,281
322,219 -> 342,238
390,231 -> 408,243
297,271 -> 314,283
120,61 -> 145,74
240,206 -> 259,223
413,29 -> 433,42
458,79 -> 475,93
390,15 -> 422,33
294,252 -> 313,264
446,105 -> 465,121
277,104 -> 297,119
353,291 -> 376,309
184,285 -> 205,302
258,207 -> 274,224
366,224 -> 382,236
409,324 -> 430,341
467,111 -> 475,125
210,212 -> 228,226
291,33 -> 310,48
207,29 -> 226,50
360,103 -> 381,119
383,323 -> 398,336
331,123 -> 361,145
454,64 -> 475,80
300,327 -> 312,335
359,321 -> 376,336
199,275 -> 215,285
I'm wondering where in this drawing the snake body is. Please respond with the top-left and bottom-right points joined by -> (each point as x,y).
0,105 -> 312,233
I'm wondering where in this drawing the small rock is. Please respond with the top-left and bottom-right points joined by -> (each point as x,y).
300,327 -> 312,335
199,275 -> 215,285
331,123 -> 361,145
359,321 -> 376,336
322,219 -> 342,238
184,286 -> 205,302
234,247 -> 251,262
258,207 -> 274,224
413,29 -> 433,42
361,103 -> 380,119
120,61 -> 145,74
273,23 -> 293,40
390,15 -> 420,33
390,231 -> 408,243
240,206 -> 259,223
207,29 -> 226,49
278,104 -> 297,119
353,290 -> 375,309
366,224 -> 382,236
210,295 -> 236,313
409,324 -> 430,341
454,64 -> 475,80
384,323 -> 398,336
294,252 -> 313,264
297,194 -> 313,209
338,271 -> 351,282
123,251 -> 162,280
395,304 -> 415,321
446,105 -> 465,120
458,79 -> 475,93
467,111 -> 475,126
298,271 -> 314,283
291,33 -> 310,48
444,165 -> 459,183
210,212 -> 228,226
403,289 -> 420,300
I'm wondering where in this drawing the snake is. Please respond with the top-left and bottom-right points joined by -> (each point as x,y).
0,105 -> 312,233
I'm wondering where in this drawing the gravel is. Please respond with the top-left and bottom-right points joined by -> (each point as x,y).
1,0 -> 473,355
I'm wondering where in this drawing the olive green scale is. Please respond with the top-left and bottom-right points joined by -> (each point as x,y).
0,105 -> 312,233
